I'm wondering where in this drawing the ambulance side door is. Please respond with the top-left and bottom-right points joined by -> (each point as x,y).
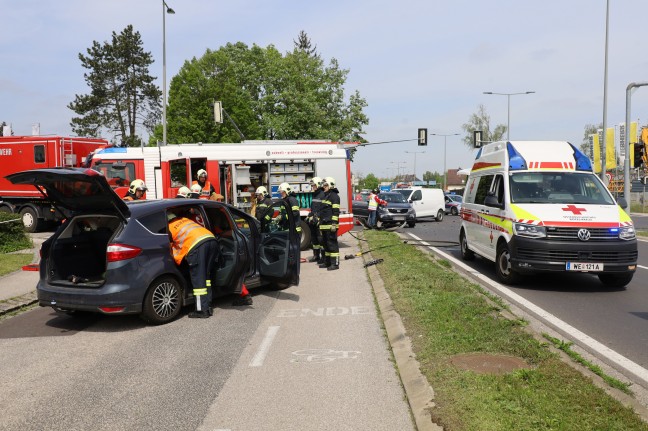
481,174 -> 507,260
467,174 -> 495,258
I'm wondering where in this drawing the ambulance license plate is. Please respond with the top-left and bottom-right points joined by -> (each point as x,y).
566,262 -> 604,271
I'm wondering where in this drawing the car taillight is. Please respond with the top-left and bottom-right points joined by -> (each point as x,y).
106,243 -> 142,262
99,306 -> 126,313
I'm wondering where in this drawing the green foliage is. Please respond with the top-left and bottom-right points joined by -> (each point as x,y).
423,170 -> 442,184
0,213 -> 32,253
461,104 -> 506,148
153,33 -> 368,145
69,25 -> 161,146
360,173 -> 379,191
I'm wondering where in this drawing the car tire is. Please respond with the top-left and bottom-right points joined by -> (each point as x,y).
495,242 -> 520,285
299,219 -> 311,251
435,209 -> 444,222
451,207 -> 458,216
20,206 -> 42,233
597,273 -> 633,289
141,276 -> 183,325
460,229 -> 475,261
407,221 -> 416,228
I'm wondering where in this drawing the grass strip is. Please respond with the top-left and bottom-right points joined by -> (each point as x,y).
364,230 -> 648,431
0,254 -> 33,277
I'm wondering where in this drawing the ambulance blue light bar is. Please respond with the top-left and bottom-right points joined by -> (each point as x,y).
568,143 -> 593,171
507,143 -> 528,170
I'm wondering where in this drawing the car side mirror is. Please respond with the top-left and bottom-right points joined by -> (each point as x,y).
616,197 -> 627,208
484,194 -> 504,209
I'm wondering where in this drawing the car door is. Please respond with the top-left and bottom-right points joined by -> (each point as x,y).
257,199 -> 300,287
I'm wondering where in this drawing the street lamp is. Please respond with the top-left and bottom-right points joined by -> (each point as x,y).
405,150 -> 425,181
162,1 -> 175,146
483,91 -> 535,140
430,133 -> 459,191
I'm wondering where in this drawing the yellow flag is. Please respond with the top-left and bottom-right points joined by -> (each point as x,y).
592,134 -> 601,173
606,127 -> 616,170
630,122 -> 638,167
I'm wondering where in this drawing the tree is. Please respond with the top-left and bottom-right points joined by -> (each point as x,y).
154,34 -> 368,145
294,30 -> 318,57
69,25 -> 161,146
360,173 -> 380,191
423,170 -> 442,185
461,104 -> 506,148
581,123 -> 602,154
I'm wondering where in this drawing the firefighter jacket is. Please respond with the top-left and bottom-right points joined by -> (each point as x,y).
279,193 -> 302,233
319,187 -> 340,229
169,217 -> 216,265
255,196 -> 273,221
123,191 -> 141,201
192,180 -> 215,199
309,187 -> 325,223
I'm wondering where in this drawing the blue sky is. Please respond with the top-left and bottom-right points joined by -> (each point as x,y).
2,0 -> 648,181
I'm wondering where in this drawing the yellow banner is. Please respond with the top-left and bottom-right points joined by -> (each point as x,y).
592,134 -> 601,173
630,122 -> 638,167
606,127 -> 616,170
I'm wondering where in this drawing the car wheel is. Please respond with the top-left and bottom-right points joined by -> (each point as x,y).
597,273 -> 633,289
495,242 -> 520,285
435,209 -> 444,222
460,229 -> 475,261
407,221 -> 416,228
141,276 -> 183,325
299,219 -> 311,251
451,207 -> 458,216
20,206 -> 41,233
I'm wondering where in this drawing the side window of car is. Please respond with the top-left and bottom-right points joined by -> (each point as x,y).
138,211 -> 168,234
493,174 -> 505,204
473,175 -> 494,205
412,190 -> 422,201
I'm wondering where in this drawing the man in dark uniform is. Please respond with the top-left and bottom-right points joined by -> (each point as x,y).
307,177 -> 325,263
318,177 -> 340,271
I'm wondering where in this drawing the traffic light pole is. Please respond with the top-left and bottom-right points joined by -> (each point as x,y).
624,82 -> 648,213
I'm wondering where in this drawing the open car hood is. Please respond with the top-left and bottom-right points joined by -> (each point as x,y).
5,167 -> 130,218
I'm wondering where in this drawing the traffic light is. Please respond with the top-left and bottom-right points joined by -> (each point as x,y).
633,143 -> 644,168
473,130 -> 483,148
418,128 -> 427,146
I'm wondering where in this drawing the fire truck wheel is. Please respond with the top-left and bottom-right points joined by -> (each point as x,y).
20,206 -> 41,233
0,205 -> 12,213
299,220 -> 310,251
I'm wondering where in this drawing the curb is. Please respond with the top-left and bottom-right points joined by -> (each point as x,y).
0,292 -> 38,317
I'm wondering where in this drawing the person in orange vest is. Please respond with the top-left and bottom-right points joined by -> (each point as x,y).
168,211 -> 220,318
123,179 -> 147,201
193,169 -> 216,199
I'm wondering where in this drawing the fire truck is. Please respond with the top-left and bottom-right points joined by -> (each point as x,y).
0,135 -> 110,232
88,140 -> 358,249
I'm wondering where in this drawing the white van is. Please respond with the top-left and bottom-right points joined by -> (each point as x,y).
460,141 -> 637,288
395,187 -> 445,221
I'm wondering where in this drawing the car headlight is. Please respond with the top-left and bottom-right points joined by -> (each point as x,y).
618,226 -> 636,240
513,222 -> 546,238
378,207 -> 389,214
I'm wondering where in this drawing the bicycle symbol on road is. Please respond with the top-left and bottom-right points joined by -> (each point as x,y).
291,349 -> 361,363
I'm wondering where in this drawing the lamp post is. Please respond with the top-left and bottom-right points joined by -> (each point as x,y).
405,150 -> 425,182
162,1 -> 175,146
390,161 -> 407,182
431,133 -> 459,191
482,91 -> 535,140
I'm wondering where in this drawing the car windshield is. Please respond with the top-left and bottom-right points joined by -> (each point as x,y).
393,189 -> 411,199
379,193 -> 407,203
509,172 -> 615,205
446,195 -> 462,203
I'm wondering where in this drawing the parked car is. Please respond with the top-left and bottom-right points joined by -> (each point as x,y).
352,191 -> 416,228
6,167 -> 301,324
394,187 -> 445,221
444,194 -> 463,215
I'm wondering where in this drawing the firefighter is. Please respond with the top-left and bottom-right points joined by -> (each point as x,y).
307,177 -> 325,263
193,169 -> 216,199
176,186 -> 191,198
189,184 -> 202,199
255,186 -> 273,222
318,176 -> 340,270
277,182 -> 302,236
123,179 -> 147,201
168,211 -> 220,318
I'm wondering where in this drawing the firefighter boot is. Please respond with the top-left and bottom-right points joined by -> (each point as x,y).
319,255 -> 331,268
308,249 -> 320,263
327,256 -> 340,271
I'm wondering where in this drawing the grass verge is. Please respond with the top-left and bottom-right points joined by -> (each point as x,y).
0,254 -> 33,277
363,230 -> 648,431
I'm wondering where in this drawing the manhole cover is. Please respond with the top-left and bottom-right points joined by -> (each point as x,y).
450,353 -> 530,375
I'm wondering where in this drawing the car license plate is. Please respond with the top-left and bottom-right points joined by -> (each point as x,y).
566,262 -> 604,271
392,216 -> 405,221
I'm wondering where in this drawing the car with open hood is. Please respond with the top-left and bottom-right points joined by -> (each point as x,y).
6,167 -> 301,324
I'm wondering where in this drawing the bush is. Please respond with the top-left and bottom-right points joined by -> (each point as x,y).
0,212 -> 32,253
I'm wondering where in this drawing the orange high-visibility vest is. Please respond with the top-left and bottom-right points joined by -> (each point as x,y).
169,217 -> 215,265
192,180 -> 213,199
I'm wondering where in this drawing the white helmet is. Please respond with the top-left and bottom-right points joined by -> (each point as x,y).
190,184 -> 202,193
278,182 -> 292,195
323,177 -> 336,188
177,186 -> 191,198
256,186 -> 268,197
129,179 -> 147,193
310,177 -> 323,188
197,169 -> 207,179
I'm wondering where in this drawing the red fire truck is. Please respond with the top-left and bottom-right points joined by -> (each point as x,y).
88,140 -> 358,249
0,135 -> 110,231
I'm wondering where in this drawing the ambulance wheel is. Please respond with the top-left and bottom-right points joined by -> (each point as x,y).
598,273 -> 633,289
299,220 -> 311,251
460,229 -> 474,261
20,206 -> 41,233
496,243 -> 520,285
140,276 -> 183,325
435,209 -> 444,222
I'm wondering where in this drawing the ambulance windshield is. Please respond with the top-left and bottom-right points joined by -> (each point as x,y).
509,172 -> 615,205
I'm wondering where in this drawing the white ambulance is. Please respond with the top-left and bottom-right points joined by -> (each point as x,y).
459,141 -> 637,288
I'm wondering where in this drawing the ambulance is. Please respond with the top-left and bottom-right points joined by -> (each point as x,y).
459,141 -> 637,288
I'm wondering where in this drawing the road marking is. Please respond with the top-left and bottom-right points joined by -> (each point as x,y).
277,306 -> 371,318
249,325 -> 279,367
638,265 -> 648,270
407,232 -> 648,386
291,349 -> 361,363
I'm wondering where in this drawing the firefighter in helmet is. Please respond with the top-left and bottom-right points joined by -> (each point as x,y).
123,179 -> 147,201
318,176 -> 340,270
176,186 -> 191,198
255,186 -> 273,222
193,169 -> 216,199
189,184 -> 202,199
307,177 -> 325,264
277,182 -> 302,235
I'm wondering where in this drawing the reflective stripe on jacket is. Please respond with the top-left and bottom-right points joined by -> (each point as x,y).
319,188 -> 340,229
169,217 -> 216,265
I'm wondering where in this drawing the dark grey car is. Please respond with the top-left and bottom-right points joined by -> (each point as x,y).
352,191 -> 416,228
6,168 -> 301,324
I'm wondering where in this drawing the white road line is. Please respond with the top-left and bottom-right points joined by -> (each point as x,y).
249,325 -> 280,367
407,232 -> 648,385
639,265 -> 648,270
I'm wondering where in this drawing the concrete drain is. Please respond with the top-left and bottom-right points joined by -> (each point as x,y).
450,353 -> 531,375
